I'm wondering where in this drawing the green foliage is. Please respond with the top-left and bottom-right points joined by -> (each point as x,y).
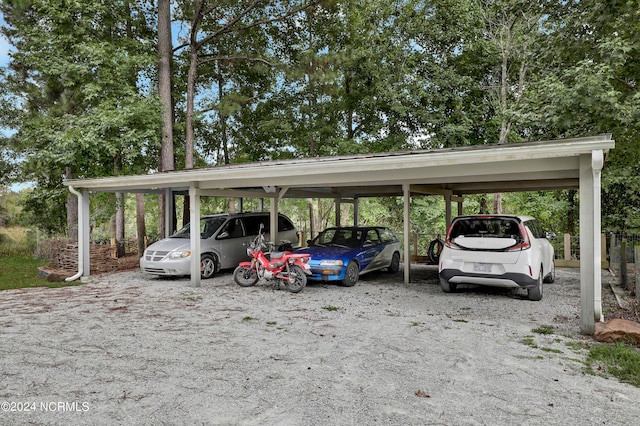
1,0 -> 161,235
1,0 -> 639,236
586,342 -> 640,387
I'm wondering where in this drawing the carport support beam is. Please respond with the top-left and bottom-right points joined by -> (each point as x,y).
579,150 -> 604,334
189,183 -> 201,287
403,184 -> 411,284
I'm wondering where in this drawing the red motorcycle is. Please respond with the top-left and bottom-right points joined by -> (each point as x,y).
233,225 -> 311,293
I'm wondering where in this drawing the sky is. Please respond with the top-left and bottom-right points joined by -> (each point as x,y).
0,13 -> 9,66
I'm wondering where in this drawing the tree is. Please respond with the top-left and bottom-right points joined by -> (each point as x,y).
157,0 -> 174,237
0,0 -> 161,236
528,0 -> 640,232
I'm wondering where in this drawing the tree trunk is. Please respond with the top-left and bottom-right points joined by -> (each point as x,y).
183,195 -> 190,227
115,192 -> 125,258
158,0 -> 174,239
185,0 -> 204,170
136,193 -> 146,256
65,166 -> 78,240
567,189 -> 577,234
493,193 -> 502,214
307,198 -> 316,239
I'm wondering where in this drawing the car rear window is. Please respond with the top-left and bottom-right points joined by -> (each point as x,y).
450,217 -> 522,239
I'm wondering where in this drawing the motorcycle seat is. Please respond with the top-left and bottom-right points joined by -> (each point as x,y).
269,251 -> 285,260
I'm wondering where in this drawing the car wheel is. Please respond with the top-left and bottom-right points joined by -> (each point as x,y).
543,260 -> 556,284
200,253 -> 217,279
387,252 -> 400,273
439,277 -> 457,293
284,265 -> 307,293
528,268 -> 543,301
341,261 -> 359,287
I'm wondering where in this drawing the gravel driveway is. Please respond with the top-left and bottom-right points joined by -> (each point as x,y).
1,265 -> 639,425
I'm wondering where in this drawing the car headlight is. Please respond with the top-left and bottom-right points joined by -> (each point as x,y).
320,259 -> 343,266
169,251 -> 191,259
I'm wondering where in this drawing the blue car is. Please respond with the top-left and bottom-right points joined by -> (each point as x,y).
296,226 -> 402,286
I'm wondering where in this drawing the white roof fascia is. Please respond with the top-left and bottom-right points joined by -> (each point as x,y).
62,135 -> 614,192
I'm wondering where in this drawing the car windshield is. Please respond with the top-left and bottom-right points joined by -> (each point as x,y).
313,228 -> 363,248
450,218 -> 522,239
171,217 -> 226,239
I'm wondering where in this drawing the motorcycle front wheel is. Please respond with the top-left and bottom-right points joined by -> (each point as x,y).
284,265 -> 307,293
233,266 -> 259,287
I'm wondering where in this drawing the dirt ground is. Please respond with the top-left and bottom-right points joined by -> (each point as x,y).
1,264 -> 640,425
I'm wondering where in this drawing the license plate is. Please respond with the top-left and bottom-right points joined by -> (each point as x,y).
473,263 -> 492,273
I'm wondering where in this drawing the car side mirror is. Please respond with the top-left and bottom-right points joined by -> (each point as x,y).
307,239 -> 313,246
545,231 -> 556,239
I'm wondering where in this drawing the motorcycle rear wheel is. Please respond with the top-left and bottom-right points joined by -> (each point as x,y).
233,266 -> 259,287
284,265 -> 307,293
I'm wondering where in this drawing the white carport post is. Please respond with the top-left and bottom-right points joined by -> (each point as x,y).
189,183 -> 201,287
579,150 -> 604,334
80,189 -> 90,276
270,195 -> 278,244
403,183 -> 411,284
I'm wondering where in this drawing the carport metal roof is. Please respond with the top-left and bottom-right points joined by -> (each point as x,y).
64,134 -> 614,334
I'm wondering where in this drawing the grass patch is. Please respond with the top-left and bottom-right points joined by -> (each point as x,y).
322,305 -> 339,311
242,316 -> 255,321
0,255 -> 61,290
565,341 -> 586,352
532,325 -> 555,335
181,293 -> 202,302
521,335 -> 538,349
541,347 -> 563,354
585,342 -> 640,387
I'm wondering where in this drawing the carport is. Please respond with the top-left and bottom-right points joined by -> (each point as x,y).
63,134 -> 614,334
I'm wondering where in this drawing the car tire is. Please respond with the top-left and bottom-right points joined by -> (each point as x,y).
428,238 -> 444,264
341,261 -> 359,287
543,260 -> 556,284
439,277 -> 457,293
387,252 -> 400,273
200,253 -> 217,279
528,268 -> 543,301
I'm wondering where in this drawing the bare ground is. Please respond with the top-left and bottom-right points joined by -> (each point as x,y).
1,265 -> 639,425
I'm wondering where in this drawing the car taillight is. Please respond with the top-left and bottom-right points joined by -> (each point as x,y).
508,223 -> 531,251
445,239 -> 461,249
444,222 -> 459,249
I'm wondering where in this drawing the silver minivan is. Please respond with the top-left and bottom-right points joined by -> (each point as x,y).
140,212 -> 299,279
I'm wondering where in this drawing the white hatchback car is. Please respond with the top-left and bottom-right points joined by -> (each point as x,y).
438,215 -> 555,301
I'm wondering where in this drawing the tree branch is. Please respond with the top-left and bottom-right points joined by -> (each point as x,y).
196,0 -> 322,48
198,55 -> 277,67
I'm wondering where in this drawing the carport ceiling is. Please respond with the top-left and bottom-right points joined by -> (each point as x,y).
65,134 -> 614,197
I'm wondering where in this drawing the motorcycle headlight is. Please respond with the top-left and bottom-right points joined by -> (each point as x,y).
169,251 -> 191,259
320,259 -> 343,266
